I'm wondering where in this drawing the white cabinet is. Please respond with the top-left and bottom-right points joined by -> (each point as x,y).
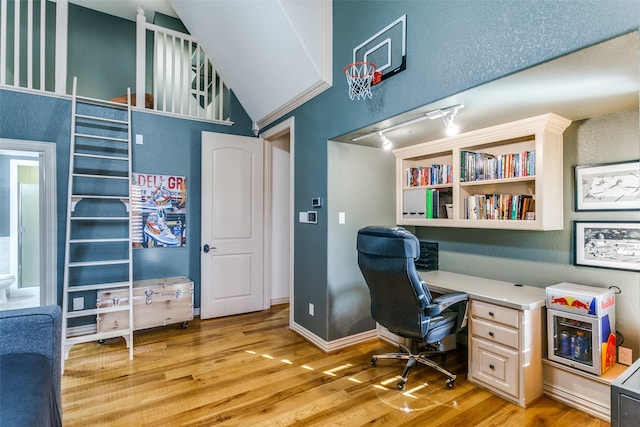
393,113 -> 571,230
468,299 -> 544,407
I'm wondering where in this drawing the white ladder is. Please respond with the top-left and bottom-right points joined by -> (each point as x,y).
61,77 -> 134,368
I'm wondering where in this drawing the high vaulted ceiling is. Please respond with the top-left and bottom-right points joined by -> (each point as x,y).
69,0 -> 332,131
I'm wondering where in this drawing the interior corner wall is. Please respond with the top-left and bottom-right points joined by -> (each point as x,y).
281,0 -> 640,343
327,141 -> 395,340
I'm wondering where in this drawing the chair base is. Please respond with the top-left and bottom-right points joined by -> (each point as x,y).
371,343 -> 457,390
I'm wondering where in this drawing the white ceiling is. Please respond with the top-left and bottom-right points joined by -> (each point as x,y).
69,0 -> 332,131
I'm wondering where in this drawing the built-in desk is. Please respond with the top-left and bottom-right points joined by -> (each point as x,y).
419,270 -> 546,407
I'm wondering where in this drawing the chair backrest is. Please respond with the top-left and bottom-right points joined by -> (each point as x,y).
356,226 -> 433,339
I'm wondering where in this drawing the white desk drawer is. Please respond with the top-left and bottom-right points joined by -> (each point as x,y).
471,336 -> 519,399
472,317 -> 519,349
472,300 -> 519,328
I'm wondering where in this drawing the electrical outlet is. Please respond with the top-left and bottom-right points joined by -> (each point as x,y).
308,303 -> 314,316
619,346 -> 633,366
73,297 -> 84,311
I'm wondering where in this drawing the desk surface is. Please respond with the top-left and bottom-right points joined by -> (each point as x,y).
419,270 -> 546,311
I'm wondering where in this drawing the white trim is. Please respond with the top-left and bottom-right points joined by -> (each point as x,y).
260,117 -> 295,327
55,0 -> 68,94
291,321 -> 378,352
271,297 -> 289,306
0,138 -> 57,306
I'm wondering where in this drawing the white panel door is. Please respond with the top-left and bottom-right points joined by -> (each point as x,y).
201,132 -> 264,319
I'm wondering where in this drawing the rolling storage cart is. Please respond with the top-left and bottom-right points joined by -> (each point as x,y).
98,276 -> 194,332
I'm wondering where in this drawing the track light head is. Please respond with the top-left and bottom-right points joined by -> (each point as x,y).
378,131 -> 393,150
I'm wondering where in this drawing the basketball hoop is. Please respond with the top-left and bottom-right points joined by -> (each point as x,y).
344,62 -> 382,100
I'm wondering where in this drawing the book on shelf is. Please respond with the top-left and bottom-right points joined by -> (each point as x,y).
463,194 -> 535,220
405,164 -> 453,187
460,150 -> 535,182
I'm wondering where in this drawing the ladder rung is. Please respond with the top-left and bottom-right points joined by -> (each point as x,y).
65,305 -> 131,318
68,259 -> 130,268
71,195 -> 130,200
75,133 -> 128,143
75,113 -> 129,126
72,173 -> 129,180
76,95 -> 130,109
66,281 -> 132,292
74,152 -> 129,161
65,329 -> 132,345
69,238 -> 130,244
71,216 -> 129,221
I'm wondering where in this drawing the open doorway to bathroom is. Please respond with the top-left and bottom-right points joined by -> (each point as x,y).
0,139 -> 57,310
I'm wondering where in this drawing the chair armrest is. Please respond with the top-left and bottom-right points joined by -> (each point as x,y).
424,291 -> 468,316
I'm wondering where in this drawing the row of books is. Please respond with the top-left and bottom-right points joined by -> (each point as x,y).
460,150 -> 535,182
464,194 -> 535,220
405,164 -> 453,187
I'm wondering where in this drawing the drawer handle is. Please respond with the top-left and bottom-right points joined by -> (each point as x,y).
488,331 -> 494,337
489,364 -> 495,370
488,311 -> 494,316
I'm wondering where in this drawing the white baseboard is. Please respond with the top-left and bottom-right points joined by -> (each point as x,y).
290,321 -> 378,352
271,297 -> 289,306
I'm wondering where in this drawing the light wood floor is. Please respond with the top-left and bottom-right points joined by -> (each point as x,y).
62,304 -> 608,426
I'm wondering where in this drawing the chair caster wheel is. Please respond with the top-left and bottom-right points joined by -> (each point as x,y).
181,321 -> 189,329
445,378 -> 455,389
396,381 -> 406,390
370,358 -> 377,367
98,339 -> 105,345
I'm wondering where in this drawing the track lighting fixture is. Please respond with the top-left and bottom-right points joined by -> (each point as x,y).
351,104 -> 464,143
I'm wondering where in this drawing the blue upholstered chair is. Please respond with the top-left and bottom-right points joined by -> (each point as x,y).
357,226 -> 468,390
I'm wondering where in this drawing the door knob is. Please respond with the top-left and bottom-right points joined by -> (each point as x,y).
203,244 -> 210,253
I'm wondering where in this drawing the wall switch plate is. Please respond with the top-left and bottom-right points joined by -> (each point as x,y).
73,297 -> 84,311
619,346 -> 633,366
135,134 -> 144,145
298,212 -> 308,223
308,303 -> 314,316
338,212 -> 345,224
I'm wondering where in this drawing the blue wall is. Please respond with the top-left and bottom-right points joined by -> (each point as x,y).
0,89 -> 252,308
276,0 -> 640,341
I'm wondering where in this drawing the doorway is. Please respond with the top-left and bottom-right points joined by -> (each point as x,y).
261,118 -> 294,323
0,139 -> 57,310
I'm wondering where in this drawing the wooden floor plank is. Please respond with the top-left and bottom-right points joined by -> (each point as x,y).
62,304 -> 609,426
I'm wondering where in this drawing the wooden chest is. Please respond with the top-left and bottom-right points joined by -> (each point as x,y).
97,276 -> 194,332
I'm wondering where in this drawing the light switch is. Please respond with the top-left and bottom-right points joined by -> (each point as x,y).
339,212 -> 346,224
135,134 -> 144,145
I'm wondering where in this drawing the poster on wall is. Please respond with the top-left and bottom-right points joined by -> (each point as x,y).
131,172 -> 186,248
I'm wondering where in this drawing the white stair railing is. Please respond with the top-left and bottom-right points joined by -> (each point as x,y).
0,0 -> 67,94
136,7 -> 230,122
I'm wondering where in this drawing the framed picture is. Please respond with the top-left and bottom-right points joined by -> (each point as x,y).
575,160 -> 640,211
574,221 -> 640,271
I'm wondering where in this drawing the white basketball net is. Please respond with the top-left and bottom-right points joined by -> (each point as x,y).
344,62 -> 376,101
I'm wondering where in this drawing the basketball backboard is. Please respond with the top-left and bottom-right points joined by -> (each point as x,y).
353,14 -> 406,82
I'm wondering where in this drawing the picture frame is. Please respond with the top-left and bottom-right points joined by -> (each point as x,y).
574,160 -> 640,211
574,221 -> 640,271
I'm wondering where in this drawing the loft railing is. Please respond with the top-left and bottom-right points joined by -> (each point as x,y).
1,2 -> 230,123
0,0 -> 67,94
136,8 -> 230,122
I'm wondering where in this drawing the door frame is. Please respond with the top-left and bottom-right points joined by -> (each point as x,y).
0,139 -> 57,306
260,117 -> 295,324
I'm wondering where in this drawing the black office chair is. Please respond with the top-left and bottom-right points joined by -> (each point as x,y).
356,226 -> 468,390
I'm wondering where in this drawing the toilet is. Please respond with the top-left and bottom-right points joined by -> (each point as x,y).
0,274 -> 16,303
